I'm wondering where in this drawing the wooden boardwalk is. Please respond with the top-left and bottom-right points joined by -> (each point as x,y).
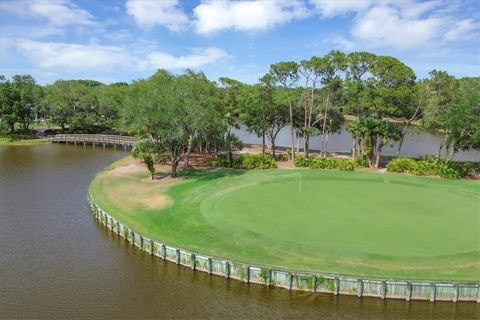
48,134 -> 136,149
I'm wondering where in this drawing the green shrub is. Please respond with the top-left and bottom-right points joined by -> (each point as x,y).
295,156 -> 355,171
353,155 -> 369,168
238,154 -> 277,169
386,158 -> 417,173
259,268 -> 270,284
386,156 -> 470,179
294,155 -> 313,167
210,153 -> 276,169
337,159 -> 355,171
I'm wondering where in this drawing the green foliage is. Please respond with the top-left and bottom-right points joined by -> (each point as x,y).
326,279 -> 336,292
353,155 -> 369,168
238,154 -> 277,169
295,155 -> 355,171
259,268 -> 270,284
274,153 -> 289,161
294,155 -> 313,167
211,153 -> 277,169
143,154 -> 155,180
386,158 -> 418,173
386,157 -> 474,179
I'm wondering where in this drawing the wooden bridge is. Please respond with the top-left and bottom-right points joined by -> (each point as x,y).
48,134 -> 136,149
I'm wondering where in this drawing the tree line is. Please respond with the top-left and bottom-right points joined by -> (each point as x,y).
1,51 -> 479,175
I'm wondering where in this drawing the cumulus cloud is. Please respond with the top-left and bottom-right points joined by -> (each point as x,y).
147,47 -> 229,69
126,0 -> 189,32
351,5 -> 444,50
193,0 -> 310,35
318,0 -> 477,52
0,0 -> 95,26
6,38 -> 228,72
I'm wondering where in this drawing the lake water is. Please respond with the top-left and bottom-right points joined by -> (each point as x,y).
234,125 -> 480,162
0,144 -> 478,319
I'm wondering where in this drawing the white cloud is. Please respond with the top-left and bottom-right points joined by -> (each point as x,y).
444,19 -> 479,41
0,0 -> 95,26
310,0 -> 373,17
352,5 -> 444,50
14,39 -> 134,70
5,38 -> 228,72
126,0 -> 189,32
317,1 -> 477,52
147,47 -> 229,69
193,0 -> 310,35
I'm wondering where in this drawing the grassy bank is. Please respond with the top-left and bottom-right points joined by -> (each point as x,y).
0,137 -> 49,146
89,157 -> 480,281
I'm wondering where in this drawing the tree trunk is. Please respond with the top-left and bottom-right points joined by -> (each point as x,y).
304,135 -> 309,156
374,136 -> 384,169
396,104 -> 421,157
320,93 -> 330,156
183,134 -> 193,169
323,133 -> 330,155
289,102 -> 295,160
262,132 -> 266,154
171,158 -> 179,178
352,138 -> 356,160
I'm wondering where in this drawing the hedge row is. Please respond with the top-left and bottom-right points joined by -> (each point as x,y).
210,153 -> 277,169
386,157 -> 480,179
294,156 -> 356,171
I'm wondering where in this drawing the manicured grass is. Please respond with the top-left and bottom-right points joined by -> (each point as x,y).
0,137 -> 48,146
90,157 -> 480,281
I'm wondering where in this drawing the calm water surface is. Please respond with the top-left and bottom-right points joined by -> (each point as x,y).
234,125 -> 480,162
0,144 -> 478,319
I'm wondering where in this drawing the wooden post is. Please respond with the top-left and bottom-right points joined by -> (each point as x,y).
381,281 -> 387,299
452,284 -> 459,303
430,284 -> 436,302
191,254 -> 196,270
245,266 -> 250,283
150,240 -> 154,255
225,262 -> 230,279
267,268 -> 272,287
288,273 -> 293,290
162,244 -> 166,260
334,277 -> 340,295
406,282 -> 412,301
175,249 -> 180,264
312,275 -> 317,293
208,257 -> 212,274
357,279 -> 363,298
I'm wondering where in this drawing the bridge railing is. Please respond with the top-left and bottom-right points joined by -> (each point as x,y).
48,134 -> 136,146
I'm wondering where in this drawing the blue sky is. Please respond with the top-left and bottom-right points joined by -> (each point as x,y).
0,0 -> 479,85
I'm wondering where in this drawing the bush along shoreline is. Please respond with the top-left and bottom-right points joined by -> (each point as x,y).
207,151 -> 479,180
386,156 -> 480,179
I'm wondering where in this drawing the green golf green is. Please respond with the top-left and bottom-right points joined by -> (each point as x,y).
89,157 -> 480,281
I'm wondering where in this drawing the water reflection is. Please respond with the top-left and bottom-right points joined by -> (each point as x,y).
0,144 -> 478,319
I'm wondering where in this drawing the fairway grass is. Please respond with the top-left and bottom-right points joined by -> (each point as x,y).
89,157 -> 480,281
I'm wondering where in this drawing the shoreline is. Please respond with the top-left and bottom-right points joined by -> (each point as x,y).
87,156 -> 480,303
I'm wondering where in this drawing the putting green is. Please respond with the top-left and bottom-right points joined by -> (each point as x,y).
89,157 -> 480,281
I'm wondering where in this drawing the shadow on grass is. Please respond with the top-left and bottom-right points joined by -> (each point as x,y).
177,168 -> 247,181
